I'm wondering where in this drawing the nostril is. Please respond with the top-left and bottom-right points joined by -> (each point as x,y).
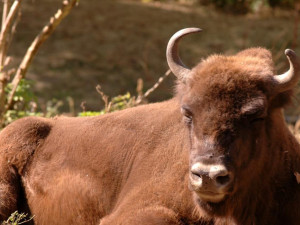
216,174 -> 231,185
191,164 -> 205,179
191,171 -> 202,180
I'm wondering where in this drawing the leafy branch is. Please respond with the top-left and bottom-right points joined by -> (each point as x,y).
0,0 -> 79,127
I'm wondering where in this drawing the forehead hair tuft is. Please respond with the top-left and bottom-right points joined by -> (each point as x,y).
176,48 -> 276,100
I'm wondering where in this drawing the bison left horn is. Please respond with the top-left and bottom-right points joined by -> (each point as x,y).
166,28 -> 202,81
273,49 -> 300,92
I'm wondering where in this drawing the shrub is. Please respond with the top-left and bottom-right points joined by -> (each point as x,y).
1,211 -> 33,225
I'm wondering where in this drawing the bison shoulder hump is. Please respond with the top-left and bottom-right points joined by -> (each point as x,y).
0,117 -> 52,174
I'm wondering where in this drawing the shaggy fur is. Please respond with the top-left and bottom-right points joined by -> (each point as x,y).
0,48 -> 299,225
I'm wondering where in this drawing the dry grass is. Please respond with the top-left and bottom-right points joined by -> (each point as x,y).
4,0 -> 300,113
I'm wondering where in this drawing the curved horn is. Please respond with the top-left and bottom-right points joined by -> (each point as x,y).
166,28 -> 202,81
273,49 -> 300,92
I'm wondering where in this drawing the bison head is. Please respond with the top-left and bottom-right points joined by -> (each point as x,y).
166,28 -> 300,216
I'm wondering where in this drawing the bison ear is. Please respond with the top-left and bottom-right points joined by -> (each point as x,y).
237,47 -> 272,62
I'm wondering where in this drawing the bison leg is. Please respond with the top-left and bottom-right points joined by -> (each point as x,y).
100,206 -> 184,225
0,158 -> 20,221
0,117 -> 52,222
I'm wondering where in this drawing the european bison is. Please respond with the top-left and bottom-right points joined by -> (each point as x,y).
0,28 -> 300,225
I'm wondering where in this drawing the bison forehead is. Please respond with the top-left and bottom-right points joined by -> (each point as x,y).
190,53 -> 274,91
183,76 -> 266,115
181,53 -> 274,108
193,49 -> 274,79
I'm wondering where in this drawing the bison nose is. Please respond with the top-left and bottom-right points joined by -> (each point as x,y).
190,163 -> 233,188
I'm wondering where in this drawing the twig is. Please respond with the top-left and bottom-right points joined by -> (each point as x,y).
96,84 -> 109,111
5,0 -> 79,112
66,96 -> 75,116
135,69 -> 171,105
0,8 -> 21,94
0,0 -> 22,66
18,215 -> 35,224
1,0 -> 15,69
2,0 -> 10,30
0,0 -> 21,120
80,101 -> 86,112
6,8 -> 21,58
136,78 -> 143,98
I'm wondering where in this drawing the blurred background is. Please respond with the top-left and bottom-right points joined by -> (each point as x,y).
1,0 -> 300,121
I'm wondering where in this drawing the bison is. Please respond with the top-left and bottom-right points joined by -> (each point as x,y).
0,28 -> 300,225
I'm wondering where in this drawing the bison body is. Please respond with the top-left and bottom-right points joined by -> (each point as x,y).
0,100 -> 204,224
1,28 -> 300,225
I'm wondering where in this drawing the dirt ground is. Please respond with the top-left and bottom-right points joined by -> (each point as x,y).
5,0 -> 300,114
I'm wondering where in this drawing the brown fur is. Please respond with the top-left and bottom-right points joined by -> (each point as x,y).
0,48 -> 299,225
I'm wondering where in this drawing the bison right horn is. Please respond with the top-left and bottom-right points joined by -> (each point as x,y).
273,49 -> 300,92
166,28 -> 202,81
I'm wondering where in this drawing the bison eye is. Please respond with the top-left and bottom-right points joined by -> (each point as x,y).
241,98 -> 267,125
250,117 -> 265,124
181,107 -> 193,125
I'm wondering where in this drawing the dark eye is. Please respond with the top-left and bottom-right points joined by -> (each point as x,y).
241,98 -> 266,125
250,117 -> 265,124
181,107 -> 193,125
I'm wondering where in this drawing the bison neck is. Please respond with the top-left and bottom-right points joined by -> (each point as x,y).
90,98 -> 202,221
223,110 -> 300,225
